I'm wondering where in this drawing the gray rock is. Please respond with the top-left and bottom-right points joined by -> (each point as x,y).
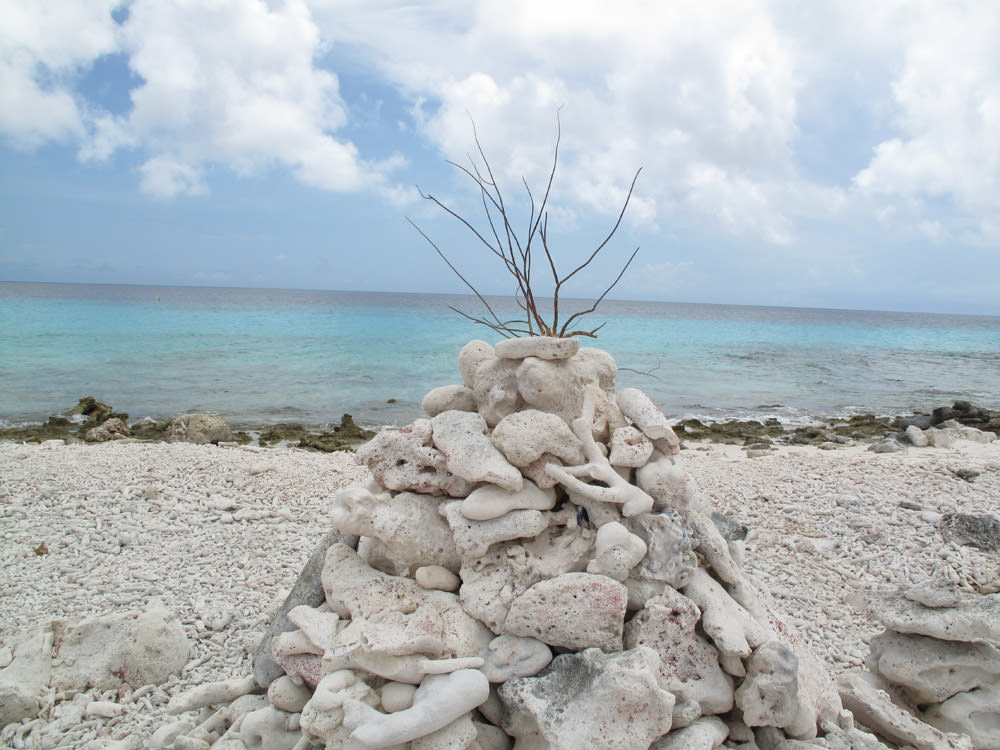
854,590 -> 1000,645
866,630 -> 1000,704
939,512 -> 1000,551
903,578 -> 961,608
626,509 -> 698,589
499,647 -> 675,750
904,424 -> 929,447
869,438 -> 904,454
711,511 -> 749,541
165,413 -> 232,444
922,677 -> 1000,750
838,671 -> 973,750
253,528 -> 357,687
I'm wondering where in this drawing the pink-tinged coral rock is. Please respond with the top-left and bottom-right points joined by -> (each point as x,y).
499,647 -> 674,750
322,543 -> 493,659
495,336 -> 580,361
608,425 -> 654,467
355,419 -> 473,497
502,572 -> 627,652
624,587 -> 735,715
431,410 -> 522,491
616,388 -> 680,450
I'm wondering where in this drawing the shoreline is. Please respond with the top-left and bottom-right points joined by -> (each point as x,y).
1,437 -> 998,747
2,396 -> 997,453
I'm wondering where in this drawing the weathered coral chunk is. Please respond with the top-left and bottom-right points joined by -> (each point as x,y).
431,410 -> 523,491
471,356 -> 522,426
923,677 -> 1000,750
422,384 -> 477,416
458,339 -> 494,388
624,587 -> 734,715
586,521 -> 648,581
355,419 -> 473,497
735,641 -> 816,738
300,670 -> 379,749
608,425 -> 654,467
616,387 -> 680,452
867,630 -> 1000,704
626,509 -> 698,589
482,634 -> 553,682
503,572 -> 627,651
442,501 -> 550,559
636,456 -> 710,515
854,590 -> 1000,643
330,487 -> 461,574
343,669 -> 489,748
495,336 -> 580,360
490,409 -> 585,467
499,647 -> 674,750
459,480 -> 556,521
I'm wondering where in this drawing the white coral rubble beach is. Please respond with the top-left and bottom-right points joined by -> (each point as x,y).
1,338 -> 998,750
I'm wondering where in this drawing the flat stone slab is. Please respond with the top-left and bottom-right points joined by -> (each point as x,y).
495,336 -> 580,361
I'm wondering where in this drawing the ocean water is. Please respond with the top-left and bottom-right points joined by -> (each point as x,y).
1,281 -> 998,429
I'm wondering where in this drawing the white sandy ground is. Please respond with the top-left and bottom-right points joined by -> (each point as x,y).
1,437 -> 998,748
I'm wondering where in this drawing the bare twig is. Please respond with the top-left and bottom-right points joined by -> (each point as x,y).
408,113 -> 641,339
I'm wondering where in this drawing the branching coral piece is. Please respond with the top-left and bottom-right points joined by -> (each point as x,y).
544,385 -> 654,517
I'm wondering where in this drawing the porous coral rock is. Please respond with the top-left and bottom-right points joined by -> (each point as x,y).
343,669 -> 489,748
355,419 -> 473,497
855,590 -> 1000,644
421,384 -> 477,416
442,501 -> 550,559
626,509 -> 698,589
499,646 -> 674,750
458,525 -> 596,632
481,634 -> 553,683
431,410 -> 523,491
586,521 -> 648,581
321,544 -> 493,660
457,339 -> 494,388
239,705 -> 301,750
650,716 -> 728,749
623,587 -> 735,715
617,387 -> 680,452
330,486 -> 461,574
471,356 -> 522,427
735,641 -> 817,739
922,677 -> 1000,750
490,409 -> 585,467
502,572 -> 627,652
609,425 -> 654,467
299,669 -> 379,749
636,455 -> 710,515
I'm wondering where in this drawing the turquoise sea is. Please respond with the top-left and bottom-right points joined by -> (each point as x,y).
1,281 -> 998,429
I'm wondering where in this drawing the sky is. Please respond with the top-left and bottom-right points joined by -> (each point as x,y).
1,1 -> 999,315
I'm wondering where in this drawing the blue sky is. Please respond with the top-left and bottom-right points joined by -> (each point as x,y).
2,1 -> 999,315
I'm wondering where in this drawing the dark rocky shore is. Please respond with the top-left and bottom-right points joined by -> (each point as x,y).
2,395 -> 996,453
0,396 -> 375,452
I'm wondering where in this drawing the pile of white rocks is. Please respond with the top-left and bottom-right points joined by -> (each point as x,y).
839,583 -> 1000,750
147,337 -> 988,749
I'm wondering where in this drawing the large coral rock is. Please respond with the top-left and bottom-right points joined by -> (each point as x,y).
50,607 -> 191,693
422,384 -> 477,416
431,410 -> 522,491
624,587 -> 734,715
502,572 -> 627,652
442,501 -> 550,559
355,419 -> 474,497
736,641 -> 816,739
499,647 -> 675,750
331,486 -> 461,574
459,480 -> 556,521
495,336 -> 580,361
471,357 -> 522,427
490,409 -> 585,467
922,677 -> 1000,750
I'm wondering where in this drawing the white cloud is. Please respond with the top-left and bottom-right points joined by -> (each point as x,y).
115,0 -> 398,197
0,0 -> 120,147
851,1 -> 1000,244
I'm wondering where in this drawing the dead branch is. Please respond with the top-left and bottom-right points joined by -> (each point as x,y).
408,112 -> 641,339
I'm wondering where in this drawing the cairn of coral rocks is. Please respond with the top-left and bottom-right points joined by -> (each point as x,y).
158,337 -> 933,749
